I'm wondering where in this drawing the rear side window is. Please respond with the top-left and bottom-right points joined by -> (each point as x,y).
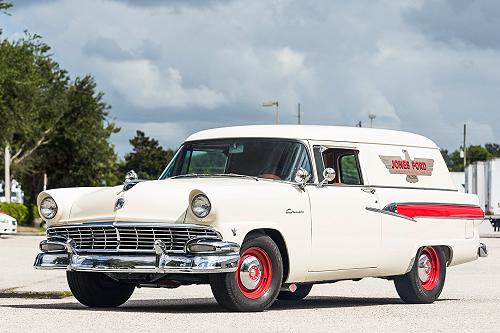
313,146 -> 364,185
339,154 -> 362,185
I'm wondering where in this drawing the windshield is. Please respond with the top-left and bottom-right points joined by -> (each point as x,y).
160,139 -> 312,182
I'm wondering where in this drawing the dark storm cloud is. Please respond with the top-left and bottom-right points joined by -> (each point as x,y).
2,0 -> 499,155
404,0 -> 500,48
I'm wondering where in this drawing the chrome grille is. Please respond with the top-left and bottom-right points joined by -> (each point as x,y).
46,224 -> 220,253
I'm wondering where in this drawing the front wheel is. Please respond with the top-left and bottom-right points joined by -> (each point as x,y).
209,234 -> 283,312
67,271 -> 135,307
394,246 -> 446,304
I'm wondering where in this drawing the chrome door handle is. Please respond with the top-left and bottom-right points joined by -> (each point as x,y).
361,187 -> 376,194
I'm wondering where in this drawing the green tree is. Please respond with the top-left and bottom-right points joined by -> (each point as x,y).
440,149 -> 452,168
0,0 -> 11,15
441,149 -> 463,172
485,143 -> 500,158
0,32 -> 69,175
1,31 -> 120,212
466,145 -> 491,164
442,145 -> 495,171
34,76 -> 120,189
120,131 -> 174,180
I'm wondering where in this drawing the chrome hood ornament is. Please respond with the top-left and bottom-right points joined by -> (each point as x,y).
123,170 -> 141,191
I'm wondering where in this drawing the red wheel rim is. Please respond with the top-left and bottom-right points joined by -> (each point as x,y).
236,247 -> 273,299
417,246 -> 440,291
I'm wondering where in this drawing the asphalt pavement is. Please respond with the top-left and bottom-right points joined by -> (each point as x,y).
0,235 -> 498,332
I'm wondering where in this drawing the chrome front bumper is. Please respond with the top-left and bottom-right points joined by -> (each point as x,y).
34,239 -> 240,273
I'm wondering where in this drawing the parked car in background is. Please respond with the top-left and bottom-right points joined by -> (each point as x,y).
34,125 -> 487,311
0,211 -> 17,235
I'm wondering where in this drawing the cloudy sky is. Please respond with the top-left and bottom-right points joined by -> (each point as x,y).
2,0 -> 499,155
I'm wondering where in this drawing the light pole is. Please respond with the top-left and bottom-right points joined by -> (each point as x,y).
262,101 -> 279,124
368,114 -> 376,128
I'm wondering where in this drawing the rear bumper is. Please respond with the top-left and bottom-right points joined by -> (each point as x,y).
34,239 -> 240,273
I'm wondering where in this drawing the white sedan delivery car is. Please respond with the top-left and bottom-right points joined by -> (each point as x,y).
34,125 -> 487,311
0,212 -> 17,235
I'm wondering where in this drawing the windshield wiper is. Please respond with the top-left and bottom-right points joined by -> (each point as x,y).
170,173 -> 208,179
213,173 -> 259,181
170,173 -> 258,181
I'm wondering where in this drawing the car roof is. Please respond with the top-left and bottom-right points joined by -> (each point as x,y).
186,125 -> 439,149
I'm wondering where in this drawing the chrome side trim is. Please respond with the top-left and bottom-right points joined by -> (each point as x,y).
369,185 -> 458,192
365,207 -> 417,222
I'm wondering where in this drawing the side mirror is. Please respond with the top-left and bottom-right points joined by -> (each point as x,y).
294,167 -> 311,190
319,168 -> 336,187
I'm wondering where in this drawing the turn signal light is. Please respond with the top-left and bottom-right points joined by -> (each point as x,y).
187,243 -> 217,253
40,241 -> 66,252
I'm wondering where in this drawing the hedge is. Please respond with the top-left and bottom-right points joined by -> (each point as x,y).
0,203 -> 30,225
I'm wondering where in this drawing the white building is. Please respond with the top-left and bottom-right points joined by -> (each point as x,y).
0,179 -> 24,204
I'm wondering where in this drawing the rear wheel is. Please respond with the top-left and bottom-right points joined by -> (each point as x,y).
67,271 -> 135,307
277,284 -> 313,301
209,234 -> 283,312
394,246 -> 446,304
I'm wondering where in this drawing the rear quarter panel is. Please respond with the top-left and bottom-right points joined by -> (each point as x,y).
360,143 -> 482,276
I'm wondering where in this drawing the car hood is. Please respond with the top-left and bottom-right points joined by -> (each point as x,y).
40,177 -> 310,232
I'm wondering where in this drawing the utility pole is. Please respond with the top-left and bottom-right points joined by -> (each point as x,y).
463,123 -> 467,170
297,103 -> 301,125
4,145 -> 11,203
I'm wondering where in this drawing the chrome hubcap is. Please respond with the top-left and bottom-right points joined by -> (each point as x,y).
239,255 -> 262,290
418,254 -> 432,282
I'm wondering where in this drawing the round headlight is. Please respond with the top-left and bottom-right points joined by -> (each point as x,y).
40,197 -> 58,220
191,194 -> 211,218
